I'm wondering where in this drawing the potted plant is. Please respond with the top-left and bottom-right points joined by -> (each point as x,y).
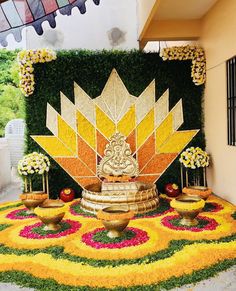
18,152 -> 50,213
179,147 -> 212,199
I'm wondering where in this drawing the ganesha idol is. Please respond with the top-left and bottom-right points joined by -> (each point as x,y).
80,132 -> 159,214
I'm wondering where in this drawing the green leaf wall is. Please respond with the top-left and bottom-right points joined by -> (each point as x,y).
25,50 -> 204,198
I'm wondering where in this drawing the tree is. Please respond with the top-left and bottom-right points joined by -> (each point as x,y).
0,49 -> 25,136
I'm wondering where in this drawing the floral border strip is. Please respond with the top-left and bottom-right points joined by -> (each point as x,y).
17,49 -> 57,96
160,45 -> 206,86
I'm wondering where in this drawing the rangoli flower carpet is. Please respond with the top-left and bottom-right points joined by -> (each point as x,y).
0,195 -> 235,290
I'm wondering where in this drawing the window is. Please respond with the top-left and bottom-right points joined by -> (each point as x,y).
227,56 -> 236,146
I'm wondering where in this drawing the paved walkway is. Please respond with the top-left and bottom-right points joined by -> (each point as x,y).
0,179 -> 235,291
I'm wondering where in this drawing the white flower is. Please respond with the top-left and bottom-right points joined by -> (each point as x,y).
179,147 -> 209,168
17,152 -> 50,176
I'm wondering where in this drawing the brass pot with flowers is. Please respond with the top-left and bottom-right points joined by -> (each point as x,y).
34,199 -> 66,231
18,152 -> 50,214
97,206 -> 134,238
170,195 -> 205,226
179,147 -> 212,200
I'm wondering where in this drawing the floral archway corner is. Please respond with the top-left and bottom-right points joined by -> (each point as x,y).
18,49 -> 57,96
160,45 -> 206,86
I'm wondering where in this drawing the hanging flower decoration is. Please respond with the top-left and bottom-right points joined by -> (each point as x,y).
17,49 -> 57,96
18,152 -> 50,176
179,147 -> 210,169
160,45 -> 206,86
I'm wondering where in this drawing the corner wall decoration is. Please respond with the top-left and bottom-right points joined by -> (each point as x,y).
32,69 -> 199,189
160,45 -> 206,86
18,49 -> 57,96
0,0 -> 101,47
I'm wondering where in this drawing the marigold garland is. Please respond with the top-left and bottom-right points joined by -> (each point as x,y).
160,45 -> 206,86
17,49 -> 56,96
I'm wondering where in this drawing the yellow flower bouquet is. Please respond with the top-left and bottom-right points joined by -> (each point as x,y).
179,147 -> 209,169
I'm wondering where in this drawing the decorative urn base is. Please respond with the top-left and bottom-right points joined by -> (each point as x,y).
170,195 -> 205,227
34,199 -> 66,231
20,191 -> 48,214
81,182 -> 159,214
97,206 -> 134,238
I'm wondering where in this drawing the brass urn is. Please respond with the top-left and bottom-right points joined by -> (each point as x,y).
20,191 -> 48,214
97,206 -> 134,238
34,199 -> 66,231
170,195 -> 205,226
20,171 -> 49,214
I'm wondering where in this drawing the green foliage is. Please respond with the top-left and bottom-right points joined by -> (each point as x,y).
25,50 -> 205,197
0,233 -> 235,268
0,49 -> 25,136
232,211 -> 236,220
70,202 -> 96,217
171,217 -> 209,229
0,224 -> 11,232
0,237 -> 235,290
135,198 -> 171,217
93,229 -> 136,243
32,221 -> 71,236
0,202 -> 22,212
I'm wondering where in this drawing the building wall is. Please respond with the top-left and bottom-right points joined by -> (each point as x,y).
200,0 -> 236,204
137,0 -> 156,36
1,0 -> 139,50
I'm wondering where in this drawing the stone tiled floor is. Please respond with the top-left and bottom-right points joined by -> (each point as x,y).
0,179 -> 235,291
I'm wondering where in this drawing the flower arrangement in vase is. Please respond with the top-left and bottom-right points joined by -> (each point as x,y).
179,147 -> 212,200
18,152 -> 50,213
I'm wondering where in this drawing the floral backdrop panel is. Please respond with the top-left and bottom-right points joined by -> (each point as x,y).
32,69 -> 199,188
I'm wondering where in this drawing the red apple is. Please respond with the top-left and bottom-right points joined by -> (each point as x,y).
60,188 -> 75,202
164,183 -> 180,197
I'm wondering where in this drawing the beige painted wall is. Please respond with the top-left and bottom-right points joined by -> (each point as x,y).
200,0 -> 236,204
137,0 -> 156,35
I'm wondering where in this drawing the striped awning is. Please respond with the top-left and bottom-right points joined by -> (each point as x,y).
0,0 -> 100,47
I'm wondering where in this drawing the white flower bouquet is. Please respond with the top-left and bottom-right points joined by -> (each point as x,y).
179,147 -> 209,169
18,152 -> 50,176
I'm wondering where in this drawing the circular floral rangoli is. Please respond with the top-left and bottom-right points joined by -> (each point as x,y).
161,215 -> 218,232
82,227 -> 149,249
0,195 -> 235,290
19,219 -> 81,239
6,208 -> 36,220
